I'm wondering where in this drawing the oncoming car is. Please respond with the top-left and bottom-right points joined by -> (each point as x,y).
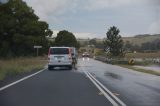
48,47 -> 73,70
82,52 -> 90,57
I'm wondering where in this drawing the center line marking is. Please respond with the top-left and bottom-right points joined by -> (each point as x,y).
87,71 -> 126,106
81,65 -> 127,106
83,70 -> 119,106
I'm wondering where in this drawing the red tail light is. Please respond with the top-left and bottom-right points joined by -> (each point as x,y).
68,48 -> 72,60
68,48 -> 71,55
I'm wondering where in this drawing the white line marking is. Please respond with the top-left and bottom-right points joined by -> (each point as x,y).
87,71 -> 127,106
83,70 -> 119,106
0,68 -> 46,91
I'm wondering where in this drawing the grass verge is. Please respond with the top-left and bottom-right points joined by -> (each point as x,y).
118,65 -> 160,76
125,52 -> 160,58
0,57 -> 47,80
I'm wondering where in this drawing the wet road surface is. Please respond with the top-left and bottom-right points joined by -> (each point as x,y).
79,58 -> 160,106
0,58 -> 160,106
0,66 -> 112,106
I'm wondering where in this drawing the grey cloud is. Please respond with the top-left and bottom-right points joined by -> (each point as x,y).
0,0 -> 9,3
150,0 -> 160,6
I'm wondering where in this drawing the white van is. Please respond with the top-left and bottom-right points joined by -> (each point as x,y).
48,47 -> 73,70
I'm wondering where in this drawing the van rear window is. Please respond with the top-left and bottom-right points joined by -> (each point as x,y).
50,48 -> 69,54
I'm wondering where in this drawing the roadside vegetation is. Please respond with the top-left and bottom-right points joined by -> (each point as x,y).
123,34 -> 160,48
119,65 -> 160,76
0,0 -> 80,81
92,27 -> 160,76
125,52 -> 160,58
0,0 -> 51,81
94,56 -> 160,76
103,26 -> 124,57
54,30 -> 80,48
0,57 -> 47,80
0,0 -> 53,58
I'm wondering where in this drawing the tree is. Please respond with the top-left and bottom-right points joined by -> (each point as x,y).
124,40 -> 133,52
0,0 -> 53,57
104,26 -> 124,57
132,44 -> 141,52
89,38 -> 97,45
55,30 -> 79,48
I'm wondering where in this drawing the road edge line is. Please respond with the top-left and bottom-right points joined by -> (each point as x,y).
0,68 -> 46,91
83,70 -> 119,106
87,71 -> 126,106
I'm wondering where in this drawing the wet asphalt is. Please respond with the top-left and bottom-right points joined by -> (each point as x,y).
0,58 -> 160,106
0,63 -> 111,106
79,58 -> 160,106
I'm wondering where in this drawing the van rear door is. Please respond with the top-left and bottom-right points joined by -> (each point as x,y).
48,47 -> 72,64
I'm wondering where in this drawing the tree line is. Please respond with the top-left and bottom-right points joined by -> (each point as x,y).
0,0 -> 53,57
2,0 -> 157,58
124,39 -> 160,52
0,0 -> 79,58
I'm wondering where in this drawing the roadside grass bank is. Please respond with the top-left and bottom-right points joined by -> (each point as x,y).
0,57 -> 47,80
118,65 -> 160,76
125,52 -> 160,58
94,56 -> 160,76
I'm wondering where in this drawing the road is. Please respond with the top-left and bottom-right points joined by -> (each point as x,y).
79,58 -> 160,106
0,58 -> 160,106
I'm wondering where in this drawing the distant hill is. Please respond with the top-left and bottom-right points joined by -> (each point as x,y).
123,34 -> 160,45
77,34 -> 160,46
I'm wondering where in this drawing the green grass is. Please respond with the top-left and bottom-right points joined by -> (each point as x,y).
125,52 -> 160,58
0,57 -> 47,80
119,65 -> 160,76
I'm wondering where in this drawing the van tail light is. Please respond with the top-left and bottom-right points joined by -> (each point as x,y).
68,48 -> 71,56
68,48 -> 71,54
68,48 -> 72,60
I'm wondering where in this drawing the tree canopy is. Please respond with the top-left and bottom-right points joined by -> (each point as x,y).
104,26 -> 124,57
0,0 -> 53,57
55,30 -> 79,48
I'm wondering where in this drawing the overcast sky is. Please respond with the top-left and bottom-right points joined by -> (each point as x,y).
2,0 -> 160,38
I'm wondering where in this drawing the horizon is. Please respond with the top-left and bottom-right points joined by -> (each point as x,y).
52,30 -> 160,39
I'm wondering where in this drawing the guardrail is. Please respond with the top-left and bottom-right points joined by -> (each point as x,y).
94,56 -> 107,62
94,56 -> 129,64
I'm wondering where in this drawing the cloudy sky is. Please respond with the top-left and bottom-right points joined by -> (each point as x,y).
4,0 -> 160,38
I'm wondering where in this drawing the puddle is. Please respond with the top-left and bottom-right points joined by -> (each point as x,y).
104,72 -> 122,80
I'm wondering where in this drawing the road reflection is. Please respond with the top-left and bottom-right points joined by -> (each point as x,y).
82,57 -> 90,61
